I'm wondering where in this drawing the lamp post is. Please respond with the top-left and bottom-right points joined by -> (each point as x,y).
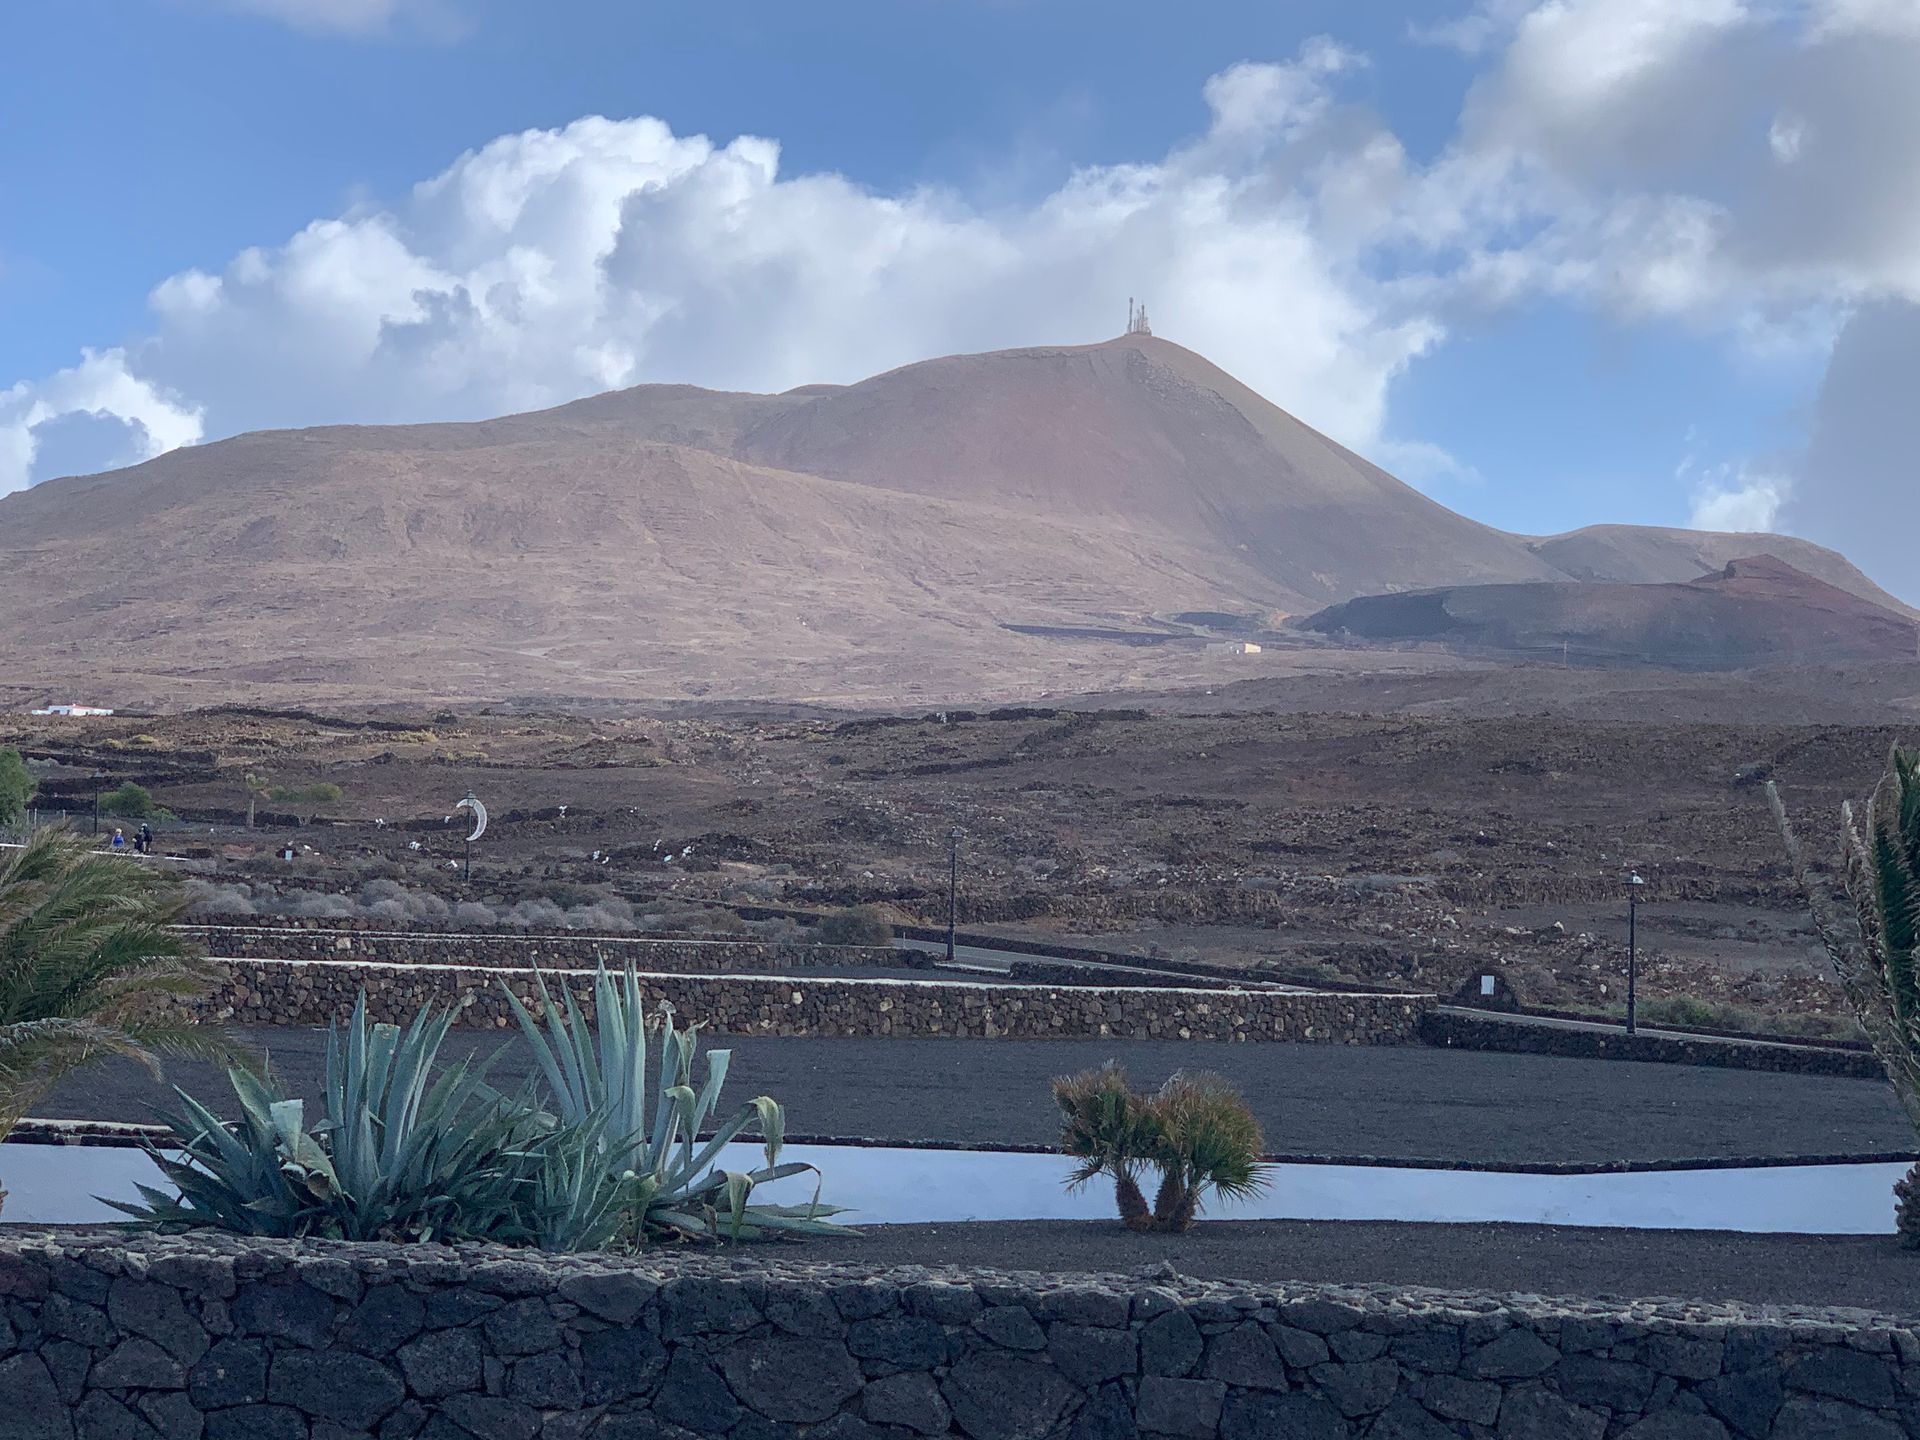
91,772 -> 105,836
1626,871 -> 1646,1036
945,826 -> 964,964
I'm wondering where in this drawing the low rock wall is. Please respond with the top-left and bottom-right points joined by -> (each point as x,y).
1002,960 -> 1243,992
1,1232 -> 1915,1440
1422,1009 -> 1885,1079
181,925 -> 903,975
199,958 -> 1431,1043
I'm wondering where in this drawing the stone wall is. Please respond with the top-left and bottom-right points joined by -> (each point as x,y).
1,1232 -> 1915,1440
198,958 -> 1431,1043
1001,960 -> 1244,992
181,925 -> 905,976
1422,1009 -> 1885,1080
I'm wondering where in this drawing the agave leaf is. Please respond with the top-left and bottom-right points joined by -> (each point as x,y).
720,1169 -> 752,1240
672,1100 -> 774,1186
647,1012 -> 685,1160
752,1096 -> 785,1169
646,1206 -> 717,1238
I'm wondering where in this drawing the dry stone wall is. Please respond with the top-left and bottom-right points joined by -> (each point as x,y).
181,925 -> 904,976
198,958 -> 1431,1043
1422,1010 -> 1884,1080
1,1232 -> 1916,1439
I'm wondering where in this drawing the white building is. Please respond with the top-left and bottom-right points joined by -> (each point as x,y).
29,703 -> 115,717
1203,641 -> 1262,656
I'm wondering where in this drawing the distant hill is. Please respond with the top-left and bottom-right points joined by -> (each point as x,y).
0,333 -> 1903,705
1297,556 -> 1920,668
1527,526 -> 1917,620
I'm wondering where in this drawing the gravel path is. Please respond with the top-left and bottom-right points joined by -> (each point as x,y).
839,1220 -> 1920,1317
36,1029 -> 1914,1167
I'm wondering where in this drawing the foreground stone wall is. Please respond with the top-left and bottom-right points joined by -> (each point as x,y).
1,1232 -> 1915,1440
199,959 -> 1431,1043
182,925 -> 904,976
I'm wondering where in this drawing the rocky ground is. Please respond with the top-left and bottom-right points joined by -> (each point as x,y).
3,690 -> 1911,1034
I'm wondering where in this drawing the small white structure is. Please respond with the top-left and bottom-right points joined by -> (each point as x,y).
29,703 -> 115,716
1204,641 -> 1262,656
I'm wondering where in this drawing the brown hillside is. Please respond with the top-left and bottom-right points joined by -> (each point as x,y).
1529,524 -> 1916,620
736,335 -> 1561,606
1299,555 -> 1920,668
0,333 -> 1902,706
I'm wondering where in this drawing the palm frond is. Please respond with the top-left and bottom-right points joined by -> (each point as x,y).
1771,754 -> 1920,1132
0,824 -> 230,1146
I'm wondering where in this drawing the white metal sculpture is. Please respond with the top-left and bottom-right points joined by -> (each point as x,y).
456,791 -> 487,842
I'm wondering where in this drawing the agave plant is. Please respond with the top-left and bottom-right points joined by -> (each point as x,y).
504,962 -> 848,1242
0,827 -> 236,1215
1770,746 -> 1920,1244
115,995 -> 627,1250
1053,1064 -> 1269,1233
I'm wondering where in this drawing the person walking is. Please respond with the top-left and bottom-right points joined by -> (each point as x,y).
137,823 -> 154,856
110,827 -> 126,851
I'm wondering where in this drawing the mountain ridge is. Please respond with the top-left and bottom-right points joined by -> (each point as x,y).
1,332 -> 1906,706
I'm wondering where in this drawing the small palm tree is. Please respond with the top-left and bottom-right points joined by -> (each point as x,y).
1770,745 -> 1920,1243
0,827 -> 233,1213
1054,1063 -> 1158,1231
1146,1071 -> 1269,1232
1053,1065 -> 1270,1233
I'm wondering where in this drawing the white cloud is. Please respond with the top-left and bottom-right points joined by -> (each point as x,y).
1780,299 -> 1920,603
1201,41 -> 1363,143
1494,0 -> 1750,124
1810,0 -> 1920,40
0,351 -> 201,494
1768,113 -> 1809,163
1685,461 -> 1786,531
1408,0 -> 1539,56
1437,0 -> 1920,326
7,0 -> 1920,610
210,0 -> 444,36
0,43 -> 1451,497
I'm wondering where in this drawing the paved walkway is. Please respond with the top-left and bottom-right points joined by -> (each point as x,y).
36,1029 -> 1914,1168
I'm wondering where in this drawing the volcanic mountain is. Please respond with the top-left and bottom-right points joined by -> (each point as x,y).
1299,555 -> 1920,668
0,333 -> 1905,706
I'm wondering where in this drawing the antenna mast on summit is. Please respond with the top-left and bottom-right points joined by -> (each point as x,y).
1126,299 -> 1152,337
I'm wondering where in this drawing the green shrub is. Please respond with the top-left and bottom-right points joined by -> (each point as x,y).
812,904 -> 894,947
100,782 -> 155,818
0,749 -> 34,827
1052,1065 -> 1269,1233
267,782 -> 343,805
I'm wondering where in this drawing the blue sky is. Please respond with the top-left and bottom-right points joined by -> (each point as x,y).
3,0 -> 1915,597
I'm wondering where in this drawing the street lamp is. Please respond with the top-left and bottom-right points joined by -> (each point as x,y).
1626,871 -> 1647,1036
90,772 -> 105,836
945,827 -> 965,964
